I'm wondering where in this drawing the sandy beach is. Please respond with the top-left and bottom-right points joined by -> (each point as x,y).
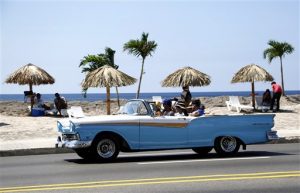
0,95 -> 299,150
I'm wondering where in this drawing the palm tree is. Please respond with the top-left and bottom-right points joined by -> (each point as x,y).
79,47 -> 121,106
79,54 -> 108,73
79,54 -> 107,97
263,40 -> 294,96
123,32 -> 158,99
102,48 -> 121,107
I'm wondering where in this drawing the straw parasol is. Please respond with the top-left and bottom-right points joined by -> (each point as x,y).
82,65 -> 136,115
231,63 -> 274,109
161,66 -> 211,87
5,63 -> 55,112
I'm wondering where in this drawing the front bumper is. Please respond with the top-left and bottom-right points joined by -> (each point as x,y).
56,137 -> 92,149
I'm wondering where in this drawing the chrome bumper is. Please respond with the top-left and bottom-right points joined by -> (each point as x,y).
56,136 -> 92,149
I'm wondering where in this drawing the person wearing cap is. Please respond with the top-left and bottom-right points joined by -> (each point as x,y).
162,99 -> 175,116
270,82 -> 282,112
54,93 -> 68,115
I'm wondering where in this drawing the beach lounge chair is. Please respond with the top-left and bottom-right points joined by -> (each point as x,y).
67,106 -> 85,118
226,96 -> 254,113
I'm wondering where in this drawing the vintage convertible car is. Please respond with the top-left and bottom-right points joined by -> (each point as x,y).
56,99 -> 278,161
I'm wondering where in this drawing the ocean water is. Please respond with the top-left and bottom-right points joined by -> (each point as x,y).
1,90 -> 299,102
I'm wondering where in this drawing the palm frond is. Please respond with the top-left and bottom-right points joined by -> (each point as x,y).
123,33 -> 157,59
282,42 -> 294,55
264,40 -> 294,63
79,54 -> 111,73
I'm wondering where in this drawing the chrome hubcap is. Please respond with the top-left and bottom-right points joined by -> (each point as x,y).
220,136 -> 237,152
97,139 -> 115,158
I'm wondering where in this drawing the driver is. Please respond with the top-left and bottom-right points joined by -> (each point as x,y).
162,99 -> 175,116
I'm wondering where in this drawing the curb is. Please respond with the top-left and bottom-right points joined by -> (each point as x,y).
0,137 -> 299,157
0,148 -> 73,157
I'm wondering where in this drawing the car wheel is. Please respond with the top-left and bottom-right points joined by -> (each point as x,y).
214,136 -> 240,156
192,147 -> 213,155
74,148 -> 94,160
92,136 -> 119,161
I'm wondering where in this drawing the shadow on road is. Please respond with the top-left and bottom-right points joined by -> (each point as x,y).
65,150 -> 291,165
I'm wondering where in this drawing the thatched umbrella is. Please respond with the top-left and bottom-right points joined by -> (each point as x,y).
5,63 -> 55,112
82,65 -> 136,115
161,66 -> 211,87
231,64 -> 274,109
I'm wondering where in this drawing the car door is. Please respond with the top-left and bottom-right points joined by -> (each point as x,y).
139,116 -> 190,149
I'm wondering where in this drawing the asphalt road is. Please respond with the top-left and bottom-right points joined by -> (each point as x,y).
0,143 -> 299,193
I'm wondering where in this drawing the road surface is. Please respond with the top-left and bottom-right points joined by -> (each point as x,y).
0,143 -> 299,193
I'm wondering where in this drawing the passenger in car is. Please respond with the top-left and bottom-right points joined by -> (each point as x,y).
189,99 -> 205,117
154,101 -> 162,116
174,103 -> 185,116
162,99 -> 175,116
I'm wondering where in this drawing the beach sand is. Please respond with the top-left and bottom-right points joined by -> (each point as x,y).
0,95 -> 299,150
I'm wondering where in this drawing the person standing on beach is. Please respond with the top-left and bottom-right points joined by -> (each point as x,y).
54,93 -> 68,115
270,82 -> 282,112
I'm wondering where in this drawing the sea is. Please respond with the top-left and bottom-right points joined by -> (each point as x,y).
1,90 -> 299,102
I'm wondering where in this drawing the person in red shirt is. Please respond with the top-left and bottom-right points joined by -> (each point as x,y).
270,82 -> 282,112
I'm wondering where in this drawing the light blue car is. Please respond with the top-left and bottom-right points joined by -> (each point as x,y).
56,99 -> 278,161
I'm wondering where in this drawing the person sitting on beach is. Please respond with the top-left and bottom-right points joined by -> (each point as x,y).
162,99 -> 175,116
189,99 -> 205,117
54,93 -> 68,115
262,89 -> 272,106
34,93 -> 50,110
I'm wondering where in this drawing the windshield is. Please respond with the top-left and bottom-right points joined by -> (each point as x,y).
118,100 -> 150,115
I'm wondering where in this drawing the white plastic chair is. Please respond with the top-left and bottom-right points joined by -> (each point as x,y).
152,96 -> 162,102
226,96 -> 253,113
61,109 -> 69,117
67,106 -> 85,118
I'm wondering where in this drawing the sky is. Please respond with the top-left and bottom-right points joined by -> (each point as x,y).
0,0 -> 299,95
